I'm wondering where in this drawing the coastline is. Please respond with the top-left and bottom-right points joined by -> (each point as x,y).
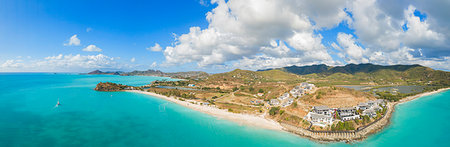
126,90 -> 284,131
128,87 -> 449,142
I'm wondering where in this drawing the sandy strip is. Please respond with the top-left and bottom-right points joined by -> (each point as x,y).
126,90 -> 283,131
397,87 -> 450,104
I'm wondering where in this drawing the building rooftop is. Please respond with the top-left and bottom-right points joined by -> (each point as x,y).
338,107 -> 356,111
313,106 -> 329,111
309,113 -> 332,119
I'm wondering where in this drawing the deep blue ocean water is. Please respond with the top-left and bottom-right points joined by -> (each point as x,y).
0,73 -> 449,147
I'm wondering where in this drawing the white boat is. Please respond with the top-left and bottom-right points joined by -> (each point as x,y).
55,98 -> 60,107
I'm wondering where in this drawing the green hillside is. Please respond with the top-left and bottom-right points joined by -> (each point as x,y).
263,63 -> 449,86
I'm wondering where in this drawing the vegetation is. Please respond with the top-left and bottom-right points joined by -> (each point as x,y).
265,63 -> 450,86
269,107 -> 281,115
331,121 -> 355,131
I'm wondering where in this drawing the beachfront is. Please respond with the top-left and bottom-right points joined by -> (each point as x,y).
128,87 -> 450,142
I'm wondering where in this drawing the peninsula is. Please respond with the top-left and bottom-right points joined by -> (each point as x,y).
94,63 -> 450,142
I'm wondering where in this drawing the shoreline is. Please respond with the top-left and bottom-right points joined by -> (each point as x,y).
128,87 -> 449,143
281,87 -> 450,143
126,90 -> 284,131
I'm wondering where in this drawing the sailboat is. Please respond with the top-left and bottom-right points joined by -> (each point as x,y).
55,98 -> 60,107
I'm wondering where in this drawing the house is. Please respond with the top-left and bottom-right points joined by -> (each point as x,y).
281,98 -> 295,107
202,102 -> 210,106
281,101 -> 290,107
306,112 -> 334,125
270,99 -> 280,106
300,82 -> 315,90
338,107 -> 359,121
257,93 -> 264,97
313,106 -> 332,116
363,109 -> 377,118
251,99 -> 264,105
300,82 -> 309,87
278,93 -> 290,100
341,114 -> 360,121
357,102 -> 369,110
374,99 -> 386,107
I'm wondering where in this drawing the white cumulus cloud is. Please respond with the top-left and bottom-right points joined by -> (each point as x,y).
82,45 -> 102,52
64,35 -> 81,46
147,43 -> 162,52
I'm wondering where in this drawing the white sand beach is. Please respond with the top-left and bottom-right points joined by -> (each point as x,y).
127,87 -> 449,141
127,90 -> 283,131
397,87 -> 450,104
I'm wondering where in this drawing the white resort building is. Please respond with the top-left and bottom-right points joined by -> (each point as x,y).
306,112 -> 334,126
337,107 -> 360,121
270,99 -> 280,106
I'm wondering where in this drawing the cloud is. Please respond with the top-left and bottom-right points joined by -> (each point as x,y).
349,0 -> 447,55
147,43 -> 162,52
150,62 -> 157,68
64,35 -> 81,46
161,0 -> 341,67
82,45 -> 102,52
1,60 -> 24,68
37,54 -> 126,71
1,54 -> 137,72
130,57 -> 136,62
86,27 -> 93,32
336,33 -> 369,63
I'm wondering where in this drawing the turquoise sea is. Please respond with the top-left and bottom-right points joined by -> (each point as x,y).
0,73 -> 449,147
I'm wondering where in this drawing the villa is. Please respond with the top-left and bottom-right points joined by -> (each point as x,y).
281,98 -> 295,107
270,99 -> 280,106
357,102 -> 369,110
337,107 -> 360,121
257,93 -> 264,97
306,112 -> 334,126
313,106 -> 333,116
278,93 -> 290,100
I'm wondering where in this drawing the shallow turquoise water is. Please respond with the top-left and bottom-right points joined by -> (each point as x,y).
0,73 -> 449,146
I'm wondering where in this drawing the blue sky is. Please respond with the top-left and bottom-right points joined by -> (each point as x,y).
1,0 -> 449,72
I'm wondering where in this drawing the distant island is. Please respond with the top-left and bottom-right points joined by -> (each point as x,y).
86,69 -> 209,79
93,63 -> 450,142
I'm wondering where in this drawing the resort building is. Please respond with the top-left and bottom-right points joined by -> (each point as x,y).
363,109 -> 377,118
306,112 -> 334,126
338,107 -> 359,121
313,106 -> 332,116
270,99 -> 280,106
281,98 -> 295,107
357,102 -> 369,110
363,104 -> 383,118
278,93 -> 290,100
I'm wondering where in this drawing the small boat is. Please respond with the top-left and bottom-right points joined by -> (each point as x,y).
55,98 -> 60,107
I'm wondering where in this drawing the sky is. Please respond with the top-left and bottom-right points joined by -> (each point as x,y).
0,0 -> 449,73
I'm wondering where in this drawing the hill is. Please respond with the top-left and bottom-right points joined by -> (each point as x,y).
87,69 -> 209,79
261,63 -> 450,86
87,70 -> 122,75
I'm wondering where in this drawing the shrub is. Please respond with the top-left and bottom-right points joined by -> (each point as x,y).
258,89 -> 264,93
269,107 -> 280,115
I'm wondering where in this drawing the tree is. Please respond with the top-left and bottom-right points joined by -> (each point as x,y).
232,87 -> 238,92
249,87 -> 255,92
280,110 -> 285,115
269,107 -> 280,116
258,89 -> 264,93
